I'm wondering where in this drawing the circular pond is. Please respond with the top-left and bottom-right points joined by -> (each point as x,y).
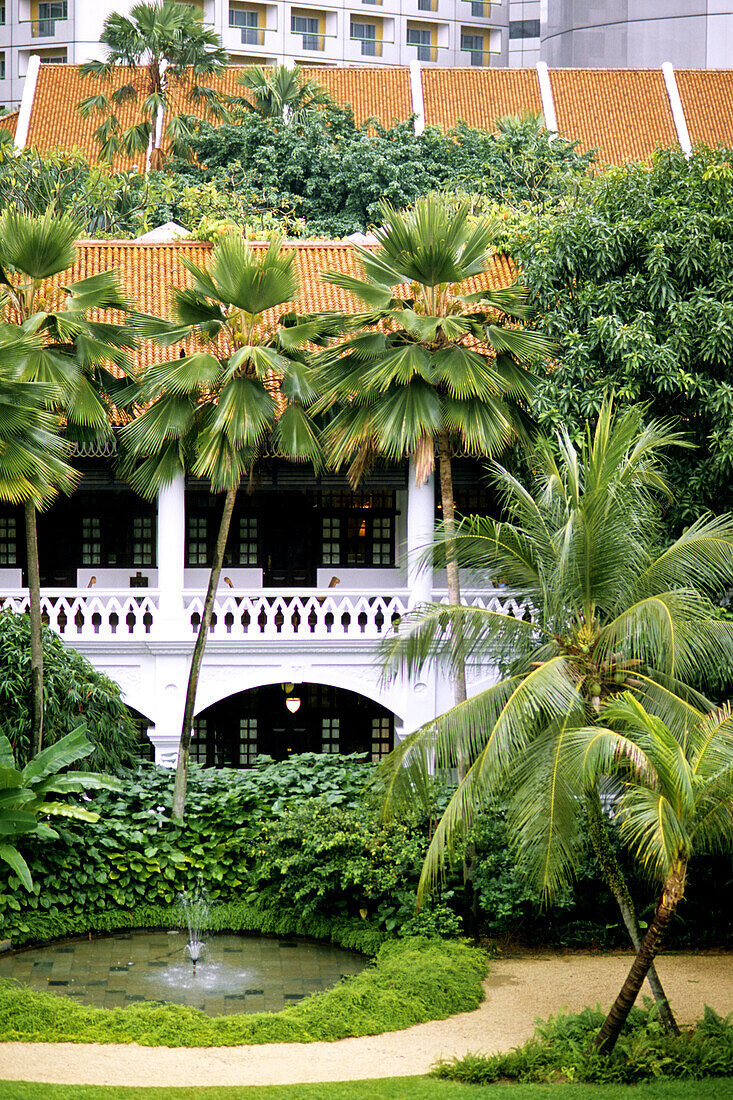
0,930 -> 368,1016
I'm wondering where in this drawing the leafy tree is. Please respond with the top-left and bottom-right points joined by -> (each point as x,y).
0,725 -> 122,891
121,235 -> 323,820
0,208 -> 136,754
188,112 -> 593,238
380,401 -> 733,1031
78,0 -> 229,169
577,694 -> 733,1053
510,145 -> 733,531
235,64 -> 332,125
0,610 -> 140,770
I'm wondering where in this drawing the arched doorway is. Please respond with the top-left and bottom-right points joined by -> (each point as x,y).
191,683 -> 394,768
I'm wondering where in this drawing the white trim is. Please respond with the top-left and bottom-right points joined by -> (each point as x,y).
662,61 -> 692,158
14,55 -> 41,151
536,61 -> 558,136
409,59 -> 425,137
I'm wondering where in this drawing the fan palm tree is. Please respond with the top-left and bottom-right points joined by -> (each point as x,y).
121,234 -> 323,821
572,693 -> 733,1053
379,401 -> 733,1033
78,0 -> 229,169
0,207 -> 136,756
236,64 -> 332,125
316,195 -> 554,712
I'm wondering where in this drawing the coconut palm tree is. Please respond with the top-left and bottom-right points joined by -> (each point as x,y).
573,693 -> 733,1053
78,0 -> 229,169
121,234 -> 323,821
0,207 -> 136,756
236,64 -> 332,125
379,401 -> 733,1033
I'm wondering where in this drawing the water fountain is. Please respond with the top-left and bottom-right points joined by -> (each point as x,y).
180,891 -> 209,974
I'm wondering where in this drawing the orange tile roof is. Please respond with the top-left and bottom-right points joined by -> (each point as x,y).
23,63 -> 412,162
0,110 -> 18,139
549,69 -> 678,165
299,67 -> 412,127
66,239 -> 515,373
421,68 -> 542,131
675,70 -> 733,149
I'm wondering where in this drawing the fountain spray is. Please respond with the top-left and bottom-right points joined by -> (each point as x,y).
180,891 -> 209,974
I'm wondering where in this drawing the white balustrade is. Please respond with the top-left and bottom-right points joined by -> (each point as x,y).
0,590 -> 159,640
0,587 -> 531,644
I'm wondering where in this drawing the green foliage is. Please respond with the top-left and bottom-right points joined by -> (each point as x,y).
510,145 -> 733,530
0,725 -> 121,891
0,936 -> 486,1045
0,610 -> 139,769
186,111 -> 593,237
434,1004 -> 733,1085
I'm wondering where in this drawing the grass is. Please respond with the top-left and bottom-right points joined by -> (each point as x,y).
4,1078 -> 733,1099
0,937 -> 486,1046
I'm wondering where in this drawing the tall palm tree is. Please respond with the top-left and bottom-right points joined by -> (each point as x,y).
0,207 -> 135,756
236,64 -> 332,125
316,195 -> 554,711
121,234 -> 323,821
78,0 -> 229,169
315,195 -> 553,923
573,693 -> 733,1053
379,401 -> 733,1032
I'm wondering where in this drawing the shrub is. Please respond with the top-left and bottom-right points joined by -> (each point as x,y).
433,1004 -> 733,1085
0,610 -> 138,769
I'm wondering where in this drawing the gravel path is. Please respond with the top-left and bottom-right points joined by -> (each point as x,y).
1,952 -> 732,1087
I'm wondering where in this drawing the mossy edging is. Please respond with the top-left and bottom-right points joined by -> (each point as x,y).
4,901 -> 385,956
0,908 -> 487,1047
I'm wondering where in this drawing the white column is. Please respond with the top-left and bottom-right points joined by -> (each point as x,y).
14,55 -> 40,151
409,60 -> 426,137
662,62 -> 692,159
156,473 -> 186,630
407,458 -> 434,608
536,61 -> 558,137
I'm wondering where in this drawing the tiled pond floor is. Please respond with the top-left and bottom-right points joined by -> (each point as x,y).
0,931 -> 368,1016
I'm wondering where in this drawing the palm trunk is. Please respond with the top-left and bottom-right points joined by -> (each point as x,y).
172,485 -> 237,822
585,791 -> 679,1036
595,860 -> 686,1054
437,434 -> 477,928
24,500 -> 43,759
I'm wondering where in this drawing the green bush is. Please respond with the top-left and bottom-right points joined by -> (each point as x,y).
0,936 -> 486,1046
0,610 -> 139,769
433,1004 -> 733,1085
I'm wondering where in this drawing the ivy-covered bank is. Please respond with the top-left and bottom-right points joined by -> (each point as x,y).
0,937 -> 486,1046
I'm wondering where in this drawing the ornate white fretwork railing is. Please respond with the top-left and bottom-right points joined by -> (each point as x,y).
0,588 -> 531,643
0,591 -> 159,640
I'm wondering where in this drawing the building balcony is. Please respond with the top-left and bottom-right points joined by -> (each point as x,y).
0,586 -> 530,644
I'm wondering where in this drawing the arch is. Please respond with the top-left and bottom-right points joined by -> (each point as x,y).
194,667 -> 406,724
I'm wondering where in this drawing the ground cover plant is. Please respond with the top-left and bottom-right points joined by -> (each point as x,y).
5,1079 -> 733,1100
434,1004 -> 733,1085
0,936 -> 485,1045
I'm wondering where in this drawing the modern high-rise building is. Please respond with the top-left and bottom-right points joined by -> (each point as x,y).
541,1 -> 733,69
0,0 -> 511,109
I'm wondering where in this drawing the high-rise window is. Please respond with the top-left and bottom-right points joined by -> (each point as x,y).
351,18 -> 377,55
406,26 -> 432,62
229,7 -> 259,45
461,31 -> 484,65
291,14 -> 320,50
37,0 -> 67,36
0,53 -> 5,81
509,19 -> 540,38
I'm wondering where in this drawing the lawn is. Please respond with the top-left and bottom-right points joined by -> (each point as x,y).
3,1079 -> 733,1100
